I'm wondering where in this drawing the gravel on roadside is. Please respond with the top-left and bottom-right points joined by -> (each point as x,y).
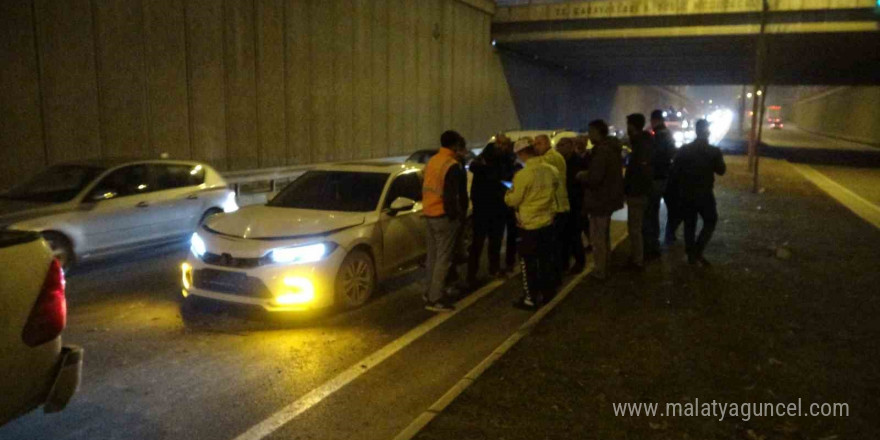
414,156 -> 880,440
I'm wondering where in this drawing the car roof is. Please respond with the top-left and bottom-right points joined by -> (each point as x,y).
312,161 -> 423,174
61,158 -> 208,169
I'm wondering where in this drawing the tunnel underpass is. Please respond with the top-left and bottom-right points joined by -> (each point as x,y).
2,1 -> 880,440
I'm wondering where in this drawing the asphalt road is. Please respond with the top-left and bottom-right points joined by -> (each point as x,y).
0,222 -> 626,440
758,124 -> 880,207
760,124 -> 877,152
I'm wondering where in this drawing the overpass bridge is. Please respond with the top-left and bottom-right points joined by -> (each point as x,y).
492,0 -> 880,84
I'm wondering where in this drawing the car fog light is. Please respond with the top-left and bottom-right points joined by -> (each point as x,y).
276,277 -> 315,305
181,262 -> 193,291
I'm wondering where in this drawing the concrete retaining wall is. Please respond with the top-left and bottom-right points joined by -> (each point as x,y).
792,87 -> 880,147
500,53 -> 611,131
500,53 -> 693,132
0,0 -> 519,189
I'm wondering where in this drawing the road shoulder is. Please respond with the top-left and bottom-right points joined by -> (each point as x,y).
413,156 -> 880,439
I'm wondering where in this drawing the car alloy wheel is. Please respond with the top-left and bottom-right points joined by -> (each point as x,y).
335,250 -> 375,309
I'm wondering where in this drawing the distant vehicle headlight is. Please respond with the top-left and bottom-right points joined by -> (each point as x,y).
191,233 -> 207,258
269,243 -> 336,265
673,131 -> 685,147
222,191 -> 239,213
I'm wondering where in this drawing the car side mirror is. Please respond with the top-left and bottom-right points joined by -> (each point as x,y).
89,190 -> 117,202
388,197 -> 416,214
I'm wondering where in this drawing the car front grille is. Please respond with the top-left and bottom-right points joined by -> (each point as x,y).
192,269 -> 273,299
201,252 -> 267,269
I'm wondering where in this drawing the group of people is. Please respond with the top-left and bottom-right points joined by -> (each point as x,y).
421,109 -> 726,312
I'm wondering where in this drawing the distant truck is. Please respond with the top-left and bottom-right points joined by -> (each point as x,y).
767,105 -> 784,129
0,230 -> 82,426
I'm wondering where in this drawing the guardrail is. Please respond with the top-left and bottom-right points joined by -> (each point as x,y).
221,156 -> 409,207
494,0 -> 876,22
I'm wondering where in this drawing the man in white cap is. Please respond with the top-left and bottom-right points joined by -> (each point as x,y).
504,137 -> 561,310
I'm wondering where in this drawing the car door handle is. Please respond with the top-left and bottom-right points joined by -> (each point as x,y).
186,194 -> 199,200
136,201 -> 149,208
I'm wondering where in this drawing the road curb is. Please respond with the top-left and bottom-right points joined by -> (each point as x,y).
788,162 -> 880,229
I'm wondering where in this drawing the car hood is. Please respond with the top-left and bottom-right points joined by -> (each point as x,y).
204,205 -> 365,240
0,198 -> 68,226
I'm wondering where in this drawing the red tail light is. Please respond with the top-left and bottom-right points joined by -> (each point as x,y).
22,259 -> 67,347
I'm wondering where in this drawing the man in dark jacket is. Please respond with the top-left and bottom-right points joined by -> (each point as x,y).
645,110 -> 677,258
624,114 -> 653,269
500,139 -> 523,274
669,119 -> 726,266
466,135 -> 511,286
573,136 -> 593,254
556,137 -> 587,273
576,120 -> 625,280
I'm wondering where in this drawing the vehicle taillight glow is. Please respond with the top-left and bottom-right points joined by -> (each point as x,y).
22,259 -> 67,347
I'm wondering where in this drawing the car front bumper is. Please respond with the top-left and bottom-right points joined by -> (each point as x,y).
181,249 -> 346,312
44,345 -> 83,413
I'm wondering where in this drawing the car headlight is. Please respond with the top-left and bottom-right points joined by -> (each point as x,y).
191,233 -> 206,258
268,243 -> 336,265
222,191 -> 239,213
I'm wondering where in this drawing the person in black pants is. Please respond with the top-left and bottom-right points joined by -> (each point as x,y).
556,137 -> 587,273
645,110 -> 677,258
501,141 -> 523,274
668,119 -> 726,266
466,136 -> 512,288
574,136 -> 593,254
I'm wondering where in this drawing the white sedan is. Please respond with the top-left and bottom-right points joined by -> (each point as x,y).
1,159 -> 237,269
182,161 -> 428,311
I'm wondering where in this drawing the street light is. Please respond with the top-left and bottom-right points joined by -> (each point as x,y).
757,90 -> 763,96
747,92 -> 753,99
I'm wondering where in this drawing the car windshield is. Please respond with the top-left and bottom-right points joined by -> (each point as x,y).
406,150 -> 437,164
2,165 -> 106,203
268,170 -> 390,212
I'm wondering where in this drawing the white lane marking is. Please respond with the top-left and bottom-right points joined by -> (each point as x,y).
790,162 -> 880,229
232,276 -> 512,440
392,232 -> 628,440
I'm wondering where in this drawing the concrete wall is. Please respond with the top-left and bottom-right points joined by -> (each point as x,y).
500,53 -> 611,131
793,87 -> 880,147
0,0 -> 519,189
500,53 -> 693,132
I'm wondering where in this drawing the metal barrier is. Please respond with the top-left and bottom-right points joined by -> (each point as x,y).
221,156 -> 409,206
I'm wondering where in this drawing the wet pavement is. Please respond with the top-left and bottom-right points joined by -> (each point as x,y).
0,221 -> 625,440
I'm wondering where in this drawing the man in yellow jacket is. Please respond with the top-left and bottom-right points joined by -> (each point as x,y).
504,138 -> 561,310
422,130 -> 469,312
535,134 -> 570,288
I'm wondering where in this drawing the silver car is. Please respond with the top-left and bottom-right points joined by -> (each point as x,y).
0,159 -> 237,269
